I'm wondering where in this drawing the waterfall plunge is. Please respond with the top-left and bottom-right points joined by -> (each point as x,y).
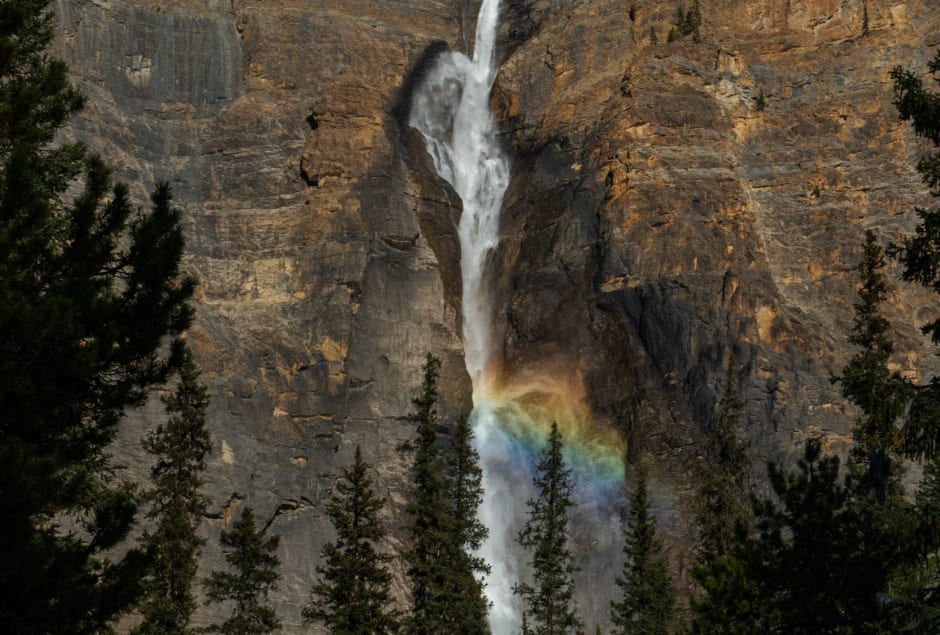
409,1 -> 526,632
409,1 -> 629,632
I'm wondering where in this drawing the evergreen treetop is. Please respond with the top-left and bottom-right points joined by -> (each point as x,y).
445,415 -> 491,633
401,353 -> 490,634
693,440 -> 893,634
134,347 -> 212,635
836,231 -> 908,503
611,464 -> 675,635
304,445 -> 399,635
891,49 -> 940,460
205,507 -> 282,635
514,422 -> 582,635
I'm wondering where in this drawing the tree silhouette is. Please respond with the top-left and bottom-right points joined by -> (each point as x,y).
514,422 -> 582,635
304,446 -> 398,634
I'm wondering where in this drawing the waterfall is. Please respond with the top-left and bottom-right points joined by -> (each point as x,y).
409,0 -> 507,389
410,1 -> 625,632
409,1 -> 523,631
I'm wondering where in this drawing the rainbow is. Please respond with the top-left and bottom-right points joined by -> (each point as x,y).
473,367 -> 626,506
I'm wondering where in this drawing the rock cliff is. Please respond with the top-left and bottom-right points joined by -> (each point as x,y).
54,0 -> 940,630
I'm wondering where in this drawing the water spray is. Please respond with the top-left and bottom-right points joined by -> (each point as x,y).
409,1 -> 625,631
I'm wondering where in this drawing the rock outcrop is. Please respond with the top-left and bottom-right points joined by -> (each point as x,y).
54,0 -> 940,630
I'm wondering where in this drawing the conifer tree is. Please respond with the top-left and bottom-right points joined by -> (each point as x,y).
837,231 -> 908,503
445,415 -> 491,632
668,1 -> 702,42
891,49 -> 940,459
304,445 -> 399,634
892,456 -> 940,630
693,439 -> 890,634
400,353 -> 474,634
611,465 -> 675,635
0,2 -> 194,631
135,347 -> 212,635
205,507 -> 282,635
693,355 -> 750,564
514,422 -> 583,635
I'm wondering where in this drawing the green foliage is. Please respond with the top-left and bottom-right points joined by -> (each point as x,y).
669,2 -> 702,43
205,507 -> 281,635
650,27 -> 659,45
890,49 -> 940,460
135,348 -> 212,635
304,445 -> 398,634
693,440 -> 893,634
611,465 -> 675,635
862,3 -> 870,35
693,355 -> 751,565
691,552 -> 765,635
891,50 -> 940,342
401,353 -> 489,634
0,0 -> 85,153
888,454 -> 940,631
755,90 -> 767,111
445,415 -> 491,632
836,231 -> 908,503
0,1 -> 194,631
514,422 -> 583,635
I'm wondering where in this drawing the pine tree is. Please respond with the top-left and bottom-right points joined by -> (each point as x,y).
884,47 -> 940,629
836,231 -> 908,503
400,353 -> 472,634
691,550 -> 765,635
611,465 -> 675,635
0,2 -> 194,631
669,2 -> 702,42
445,415 -> 491,632
892,456 -> 940,630
891,49 -> 940,459
304,445 -> 399,634
205,507 -> 282,635
693,355 -> 751,564
693,439 -> 891,634
135,347 -> 212,634
514,422 -> 583,635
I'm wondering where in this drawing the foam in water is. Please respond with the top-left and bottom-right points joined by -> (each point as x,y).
409,1 -> 626,631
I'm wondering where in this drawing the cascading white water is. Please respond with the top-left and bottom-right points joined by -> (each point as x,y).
409,1 -> 524,632
410,3 -> 629,632
409,0 -> 507,388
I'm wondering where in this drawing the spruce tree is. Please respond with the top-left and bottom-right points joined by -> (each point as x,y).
400,353 -> 473,634
514,422 -> 583,635
611,465 -> 675,635
881,47 -> 940,628
445,415 -> 491,632
693,439 -> 890,634
892,456 -> 940,630
135,347 -> 212,635
205,507 -> 282,635
693,355 -> 750,564
304,445 -> 399,634
0,1 -> 194,631
891,49 -> 940,458
837,231 -> 908,503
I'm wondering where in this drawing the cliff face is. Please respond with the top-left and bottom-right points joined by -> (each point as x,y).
55,0 -> 940,630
